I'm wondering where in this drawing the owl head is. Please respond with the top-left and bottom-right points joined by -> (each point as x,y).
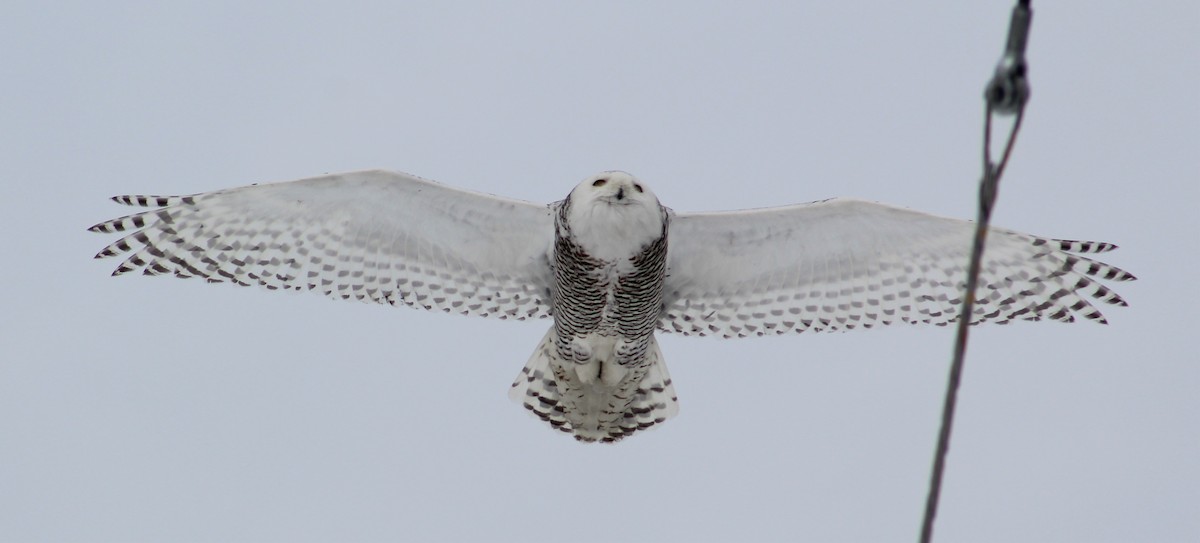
562,171 -> 668,261
568,171 -> 661,210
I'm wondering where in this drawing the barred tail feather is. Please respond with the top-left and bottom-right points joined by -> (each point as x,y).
509,330 -> 679,443
509,328 -> 572,436
611,337 -> 679,440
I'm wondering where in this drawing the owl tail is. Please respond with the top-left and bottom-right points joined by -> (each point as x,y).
508,328 -> 574,437
508,328 -> 680,442
605,336 -> 680,441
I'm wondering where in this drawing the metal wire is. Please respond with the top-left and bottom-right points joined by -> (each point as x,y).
918,2 -> 1032,542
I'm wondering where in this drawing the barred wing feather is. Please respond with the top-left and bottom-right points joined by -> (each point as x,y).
89,169 -> 556,320
661,198 -> 1134,338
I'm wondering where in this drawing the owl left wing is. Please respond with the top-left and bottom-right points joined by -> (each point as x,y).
90,169 -> 555,320
660,198 -> 1135,338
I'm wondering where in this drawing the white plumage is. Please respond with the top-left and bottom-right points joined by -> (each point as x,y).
92,170 -> 555,319
90,169 -> 1135,442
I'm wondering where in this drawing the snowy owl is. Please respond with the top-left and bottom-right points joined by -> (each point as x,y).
89,170 -> 1134,442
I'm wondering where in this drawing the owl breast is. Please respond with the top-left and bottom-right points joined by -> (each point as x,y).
548,200 -> 669,437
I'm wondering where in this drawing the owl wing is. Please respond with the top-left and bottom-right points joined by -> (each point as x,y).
90,169 -> 555,320
660,198 -> 1135,338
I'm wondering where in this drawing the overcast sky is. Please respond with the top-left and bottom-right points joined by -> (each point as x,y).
2,2 -> 1197,542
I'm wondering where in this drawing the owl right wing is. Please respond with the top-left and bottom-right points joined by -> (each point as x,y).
660,198 -> 1135,338
89,169 -> 556,320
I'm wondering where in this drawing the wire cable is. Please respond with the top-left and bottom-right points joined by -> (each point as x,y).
919,2 -> 1032,542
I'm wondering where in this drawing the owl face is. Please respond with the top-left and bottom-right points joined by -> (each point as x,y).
570,171 -> 661,210
563,171 -> 667,262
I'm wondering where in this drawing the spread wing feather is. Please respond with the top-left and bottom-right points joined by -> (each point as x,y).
89,169 -> 555,319
660,198 -> 1134,338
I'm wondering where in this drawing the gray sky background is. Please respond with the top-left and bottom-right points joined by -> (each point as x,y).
2,2 -> 1197,542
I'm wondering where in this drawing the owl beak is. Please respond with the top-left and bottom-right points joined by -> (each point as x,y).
615,187 -> 625,201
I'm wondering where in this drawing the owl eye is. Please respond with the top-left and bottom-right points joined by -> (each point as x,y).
633,183 -> 644,193
592,178 -> 608,187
